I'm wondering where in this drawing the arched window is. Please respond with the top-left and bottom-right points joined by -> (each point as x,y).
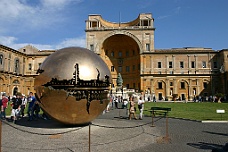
0,54 -> 3,65
14,59 -> 20,73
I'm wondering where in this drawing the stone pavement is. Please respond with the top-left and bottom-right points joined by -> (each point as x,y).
1,107 -> 227,152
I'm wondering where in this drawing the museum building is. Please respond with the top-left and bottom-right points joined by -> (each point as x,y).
0,13 -> 227,101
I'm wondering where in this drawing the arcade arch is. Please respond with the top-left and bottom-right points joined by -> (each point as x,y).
101,34 -> 141,89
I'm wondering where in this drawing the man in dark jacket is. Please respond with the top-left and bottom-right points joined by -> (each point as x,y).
11,92 -> 22,123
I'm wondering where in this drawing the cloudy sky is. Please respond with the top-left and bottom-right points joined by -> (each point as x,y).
0,0 -> 227,51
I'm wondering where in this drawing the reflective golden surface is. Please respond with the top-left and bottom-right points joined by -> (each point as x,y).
34,47 -> 111,125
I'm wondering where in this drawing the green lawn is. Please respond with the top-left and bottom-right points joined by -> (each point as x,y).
143,102 -> 228,121
6,101 -> 228,121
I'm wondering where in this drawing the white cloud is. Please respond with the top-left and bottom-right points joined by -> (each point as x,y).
157,15 -> 171,20
174,6 -> 181,14
0,0 -> 86,51
0,35 -> 86,50
40,0 -> 78,8
0,36 -> 18,46
0,0 -> 33,20
0,0 -> 83,32
56,36 -> 86,49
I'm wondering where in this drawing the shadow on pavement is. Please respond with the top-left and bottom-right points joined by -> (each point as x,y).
203,131 -> 228,137
187,142 -> 224,151
2,117 -> 90,129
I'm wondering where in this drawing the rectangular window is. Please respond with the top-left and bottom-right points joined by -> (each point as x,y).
158,82 -> 162,89
170,82 -> 173,86
90,44 -> 94,52
191,61 -> 195,68
126,66 -> 130,72
213,62 -> 217,68
158,62 -> 161,68
169,61 -> 173,68
180,61 -> 184,68
146,43 -> 150,51
142,20 -> 149,26
0,55 -> 3,65
132,65 -> 135,71
111,66 -> 114,72
91,21 -> 98,28
203,82 -> 208,89
181,82 -> 185,89
118,66 -> 122,72
126,84 -> 129,89
202,61 -> 206,68
126,51 -> 129,57
111,51 -> 114,57
118,51 -> 122,57
28,63 -> 32,70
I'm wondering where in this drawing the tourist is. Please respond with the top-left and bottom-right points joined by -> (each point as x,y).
20,94 -> 27,117
153,95 -> 156,102
11,92 -> 22,123
33,101 -> 40,119
122,98 -> 128,109
137,96 -> 145,120
1,93 -> 8,120
114,96 -> 118,109
128,96 -> 137,120
27,92 -> 36,121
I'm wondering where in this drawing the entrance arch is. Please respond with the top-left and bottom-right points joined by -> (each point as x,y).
13,87 -> 18,95
102,34 -> 141,89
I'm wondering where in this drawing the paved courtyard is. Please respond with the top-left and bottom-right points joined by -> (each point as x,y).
1,107 -> 227,152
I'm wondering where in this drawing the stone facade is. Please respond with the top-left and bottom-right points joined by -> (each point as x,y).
0,13 -> 227,101
85,13 -> 228,101
0,44 -> 55,97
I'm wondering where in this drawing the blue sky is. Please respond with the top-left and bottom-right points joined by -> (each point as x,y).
0,0 -> 227,51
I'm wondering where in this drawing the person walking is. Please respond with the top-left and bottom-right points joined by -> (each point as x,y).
20,94 -> 27,117
128,96 -> 137,120
1,93 -> 8,120
114,96 -> 118,109
11,92 -> 22,123
27,92 -> 36,121
137,96 -> 145,120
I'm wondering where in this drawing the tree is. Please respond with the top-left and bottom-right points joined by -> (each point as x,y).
215,93 -> 224,103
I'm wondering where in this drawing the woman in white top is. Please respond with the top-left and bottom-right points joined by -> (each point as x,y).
137,96 -> 145,120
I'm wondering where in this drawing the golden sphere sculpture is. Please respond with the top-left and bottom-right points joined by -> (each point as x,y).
34,47 -> 111,125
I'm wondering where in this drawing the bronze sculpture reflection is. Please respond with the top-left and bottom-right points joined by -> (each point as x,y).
34,47 -> 111,125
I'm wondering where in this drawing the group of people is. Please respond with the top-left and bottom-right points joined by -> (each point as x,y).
128,96 -> 145,120
107,94 -> 145,120
0,92 -> 42,123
